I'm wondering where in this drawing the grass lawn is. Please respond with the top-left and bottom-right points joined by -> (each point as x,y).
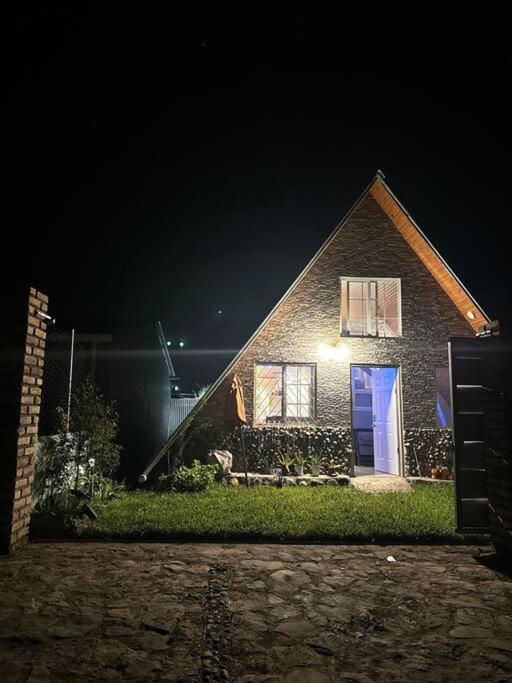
87,483 -> 457,543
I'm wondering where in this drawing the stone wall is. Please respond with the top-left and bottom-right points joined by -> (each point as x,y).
0,287 -> 48,553
403,428 -> 454,477
224,426 -> 353,475
191,194 -> 473,437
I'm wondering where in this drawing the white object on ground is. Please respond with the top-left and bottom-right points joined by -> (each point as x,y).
386,556 -> 397,562
207,450 -> 233,473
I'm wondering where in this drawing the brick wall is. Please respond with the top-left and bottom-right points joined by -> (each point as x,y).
195,195 -> 474,434
0,287 -> 48,553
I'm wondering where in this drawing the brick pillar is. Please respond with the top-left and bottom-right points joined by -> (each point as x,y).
0,287 -> 48,553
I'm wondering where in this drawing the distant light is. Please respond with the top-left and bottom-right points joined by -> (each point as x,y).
166,340 -> 171,346
217,309 -> 223,315
179,340 -> 185,348
318,342 -> 352,362
467,310 -> 476,320
174,385 -> 179,391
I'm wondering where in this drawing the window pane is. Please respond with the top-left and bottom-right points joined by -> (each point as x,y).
286,404 -> 298,417
341,280 -> 348,333
300,366 -> 312,383
284,364 -> 315,422
254,364 -> 283,424
377,280 -> 400,337
285,365 -> 298,383
287,385 -> 298,403
348,280 -> 369,335
299,404 -> 312,418
299,386 -> 310,403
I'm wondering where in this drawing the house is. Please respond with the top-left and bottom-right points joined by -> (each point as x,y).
140,171 -> 491,481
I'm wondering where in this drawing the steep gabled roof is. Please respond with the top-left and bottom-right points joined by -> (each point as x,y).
139,171 -> 490,481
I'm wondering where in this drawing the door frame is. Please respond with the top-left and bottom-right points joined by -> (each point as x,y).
349,363 -> 404,477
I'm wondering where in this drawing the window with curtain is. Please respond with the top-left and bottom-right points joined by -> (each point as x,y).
254,363 -> 315,424
341,278 -> 401,337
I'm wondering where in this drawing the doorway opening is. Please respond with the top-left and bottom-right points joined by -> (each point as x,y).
351,365 -> 401,476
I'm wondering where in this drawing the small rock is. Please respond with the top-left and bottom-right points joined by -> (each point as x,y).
449,626 -> 493,638
306,641 -> 335,656
26,664 -> 50,682
81,503 -> 98,520
487,639 -> 512,653
141,622 -> 171,635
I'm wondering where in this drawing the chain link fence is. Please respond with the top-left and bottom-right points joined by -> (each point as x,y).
39,328 -> 89,436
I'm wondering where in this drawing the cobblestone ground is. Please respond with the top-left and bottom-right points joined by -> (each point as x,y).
1,543 -> 511,681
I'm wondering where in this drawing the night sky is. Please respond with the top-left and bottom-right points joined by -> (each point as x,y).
6,5 -> 511,391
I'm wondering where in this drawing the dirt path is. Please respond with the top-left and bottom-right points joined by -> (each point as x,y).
0,543 -> 511,681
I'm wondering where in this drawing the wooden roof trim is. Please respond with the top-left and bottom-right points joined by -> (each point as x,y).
369,177 -> 490,331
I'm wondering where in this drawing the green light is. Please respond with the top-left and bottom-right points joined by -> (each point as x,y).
179,340 -> 185,348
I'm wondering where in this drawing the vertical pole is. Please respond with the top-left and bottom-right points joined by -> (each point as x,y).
240,424 -> 249,488
67,329 -> 75,431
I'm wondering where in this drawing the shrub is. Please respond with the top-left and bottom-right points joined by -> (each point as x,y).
158,460 -> 219,493
34,377 -> 122,507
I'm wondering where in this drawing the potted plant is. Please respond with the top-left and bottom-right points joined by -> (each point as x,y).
308,455 -> 322,477
293,452 -> 305,476
278,452 -> 295,475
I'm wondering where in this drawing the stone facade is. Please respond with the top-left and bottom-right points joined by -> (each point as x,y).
0,287 -> 48,553
224,425 -> 353,474
177,194 -> 475,473
403,428 -> 454,477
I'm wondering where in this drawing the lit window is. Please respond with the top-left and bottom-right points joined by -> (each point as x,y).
254,363 -> 315,424
341,278 -> 401,337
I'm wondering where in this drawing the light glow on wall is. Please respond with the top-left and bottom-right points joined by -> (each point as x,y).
317,342 -> 352,362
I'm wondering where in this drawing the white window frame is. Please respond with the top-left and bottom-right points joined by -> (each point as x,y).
340,277 -> 402,338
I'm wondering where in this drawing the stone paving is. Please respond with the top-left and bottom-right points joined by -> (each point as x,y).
0,543 -> 511,681
350,475 -> 412,492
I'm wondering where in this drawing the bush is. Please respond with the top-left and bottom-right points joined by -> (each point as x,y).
34,377 -> 122,508
157,460 -> 219,493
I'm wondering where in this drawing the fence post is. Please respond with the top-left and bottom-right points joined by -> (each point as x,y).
66,328 -> 75,430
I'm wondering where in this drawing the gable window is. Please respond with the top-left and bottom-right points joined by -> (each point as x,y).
340,278 -> 401,337
254,363 -> 315,424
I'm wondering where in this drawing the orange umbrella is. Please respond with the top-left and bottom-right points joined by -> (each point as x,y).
225,374 -> 249,486
225,374 -> 247,423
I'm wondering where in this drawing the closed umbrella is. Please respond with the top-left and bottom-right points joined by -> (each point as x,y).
225,374 -> 249,487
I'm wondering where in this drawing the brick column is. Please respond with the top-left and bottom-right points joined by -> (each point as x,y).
0,287 -> 48,553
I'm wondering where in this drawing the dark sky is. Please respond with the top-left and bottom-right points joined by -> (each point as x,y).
6,5 -> 511,390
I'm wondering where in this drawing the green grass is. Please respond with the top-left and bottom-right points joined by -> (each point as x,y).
87,483 -> 457,543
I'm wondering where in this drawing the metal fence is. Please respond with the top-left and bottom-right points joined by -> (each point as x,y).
168,396 -> 199,438
39,328 -> 89,436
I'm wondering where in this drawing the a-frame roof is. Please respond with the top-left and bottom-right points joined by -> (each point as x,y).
139,171 -> 490,481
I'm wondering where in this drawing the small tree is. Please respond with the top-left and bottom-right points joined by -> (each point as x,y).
63,378 -> 121,487
35,378 -> 121,503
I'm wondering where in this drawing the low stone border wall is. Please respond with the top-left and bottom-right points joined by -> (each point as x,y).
225,426 -> 353,475
406,476 -> 453,485
403,428 -> 453,477
226,472 -> 351,487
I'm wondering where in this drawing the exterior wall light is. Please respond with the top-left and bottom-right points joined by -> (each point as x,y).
318,342 -> 352,361
466,310 -> 476,320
